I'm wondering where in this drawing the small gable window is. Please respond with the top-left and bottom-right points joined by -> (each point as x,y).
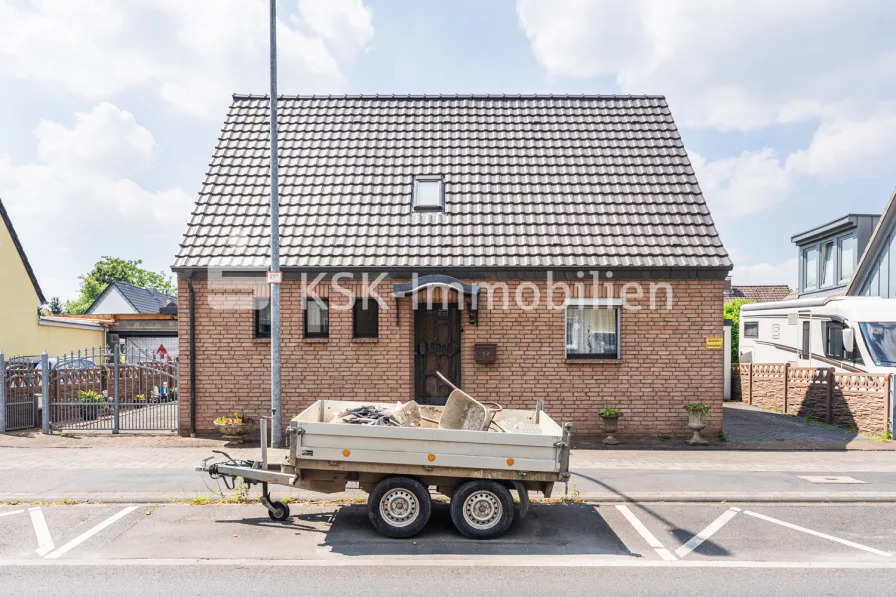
413,176 -> 444,211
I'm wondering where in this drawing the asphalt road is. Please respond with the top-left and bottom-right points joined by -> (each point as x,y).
3,566 -> 894,597
4,467 -> 896,502
1,501 -> 894,597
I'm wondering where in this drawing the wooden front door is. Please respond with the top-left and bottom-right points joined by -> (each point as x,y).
414,305 -> 462,405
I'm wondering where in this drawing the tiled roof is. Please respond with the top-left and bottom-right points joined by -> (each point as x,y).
88,282 -> 177,315
174,94 -> 731,271
724,285 -> 793,304
0,196 -> 46,304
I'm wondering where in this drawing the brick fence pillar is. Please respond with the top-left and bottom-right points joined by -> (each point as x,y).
783,362 -> 790,414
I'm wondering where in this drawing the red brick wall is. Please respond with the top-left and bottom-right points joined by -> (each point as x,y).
178,276 -> 724,439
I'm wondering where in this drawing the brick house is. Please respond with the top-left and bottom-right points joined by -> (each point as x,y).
173,94 -> 732,439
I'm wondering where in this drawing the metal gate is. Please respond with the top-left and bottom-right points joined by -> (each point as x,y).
42,346 -> 179,433
1,356 -> 40,431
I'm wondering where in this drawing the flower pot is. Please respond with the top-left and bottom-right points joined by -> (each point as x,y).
600,414 -> 620,446
214,420 -> 255,444
686,411 -> 708,446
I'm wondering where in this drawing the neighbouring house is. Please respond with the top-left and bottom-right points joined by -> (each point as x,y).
85,281 -> 179,358
793,213 -> 879,298
722,278 -> 792,305
0,197 -> 105,356
848,187 -> 896,298
173,94 -> 732,438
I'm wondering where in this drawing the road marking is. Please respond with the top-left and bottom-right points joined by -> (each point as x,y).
744,510 -> 892,557
799,476 -> 866,484
615,505 -> 676,561
29,507 -> 55,556
675,507 -> 740,558
1,557 -> 896,569
44,506 -> 137,560
0,509 -> 25,518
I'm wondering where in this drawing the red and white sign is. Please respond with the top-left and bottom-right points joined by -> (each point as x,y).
267,271 -> 283,284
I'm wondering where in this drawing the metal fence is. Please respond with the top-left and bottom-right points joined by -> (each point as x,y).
1,346 -> 179,433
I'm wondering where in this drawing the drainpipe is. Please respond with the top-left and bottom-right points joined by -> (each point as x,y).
187,276 -> 197,437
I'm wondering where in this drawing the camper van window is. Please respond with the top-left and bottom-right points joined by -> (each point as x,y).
744,322 -> 759,338
859,322 -> 896,367
821,242 -> 835,287
803,246 -> 819,291
824,322 -> 844,360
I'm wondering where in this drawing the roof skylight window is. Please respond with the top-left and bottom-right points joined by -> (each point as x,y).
413,176 -> 444,211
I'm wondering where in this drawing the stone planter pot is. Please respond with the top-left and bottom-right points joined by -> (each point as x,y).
686,410 -> 708,446
214,419 -> 255,444
600,414 -> 621,446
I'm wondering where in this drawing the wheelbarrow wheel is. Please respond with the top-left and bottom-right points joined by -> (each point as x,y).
267,501 -> 290,521
368,476 -> 431,539
450,480 -> 514,539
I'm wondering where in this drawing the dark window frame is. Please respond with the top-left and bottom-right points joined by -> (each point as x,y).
743,322 -> 759,338
820,240 -> 836,288
254,298 -> 271,339
303,298 -> 330,339
802,245 -> 819,292
412,175 -> 445,212
837,233 -> 857,285
352,298 -> 379,339
564,305 -> 621,360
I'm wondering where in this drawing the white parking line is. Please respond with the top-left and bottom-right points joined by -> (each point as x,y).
615,505 -> 676,561
28,508 -> 55,556
44,506 -> 137,560
0,510 -> 25,518
744,510 -> 892,558
675,507 -> 740,558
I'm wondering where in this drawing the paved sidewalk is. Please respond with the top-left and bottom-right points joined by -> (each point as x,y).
723,402 -> 879,444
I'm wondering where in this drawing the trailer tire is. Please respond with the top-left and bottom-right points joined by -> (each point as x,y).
368,476 -> 431,539
450,480 -> 514,539
267,501 -> 290,522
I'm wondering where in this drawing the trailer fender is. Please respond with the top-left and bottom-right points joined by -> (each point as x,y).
512,481 -> 530,519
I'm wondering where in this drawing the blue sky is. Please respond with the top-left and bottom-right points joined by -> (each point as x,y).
1,0 -> 894,300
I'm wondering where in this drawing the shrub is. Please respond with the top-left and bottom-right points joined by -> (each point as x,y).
724,298 -> 754,364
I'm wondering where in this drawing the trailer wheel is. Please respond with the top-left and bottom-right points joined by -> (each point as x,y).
368,477 -> 431,539
450,480 -> 514,540
267,501 -> 290,522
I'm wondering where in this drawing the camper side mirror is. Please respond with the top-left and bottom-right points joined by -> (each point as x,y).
842,328 -> 855,353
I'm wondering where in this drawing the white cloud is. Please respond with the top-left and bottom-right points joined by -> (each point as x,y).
35,102 -> 157,178
731,258 -> 798,288
0,0 -> 375,118
0,103 -> 192,300
691,149 -> 792,216
786,112 -> 896,182
516,0 -> 896,131
296,0 -> 374,62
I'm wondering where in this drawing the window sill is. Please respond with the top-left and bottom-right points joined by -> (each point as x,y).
352,338 -> 379,343
252,337 -> 271,343
565,358 -> 623,364
303,338 -> 329,344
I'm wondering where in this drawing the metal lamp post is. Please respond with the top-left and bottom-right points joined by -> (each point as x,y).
268,0 -> 283,448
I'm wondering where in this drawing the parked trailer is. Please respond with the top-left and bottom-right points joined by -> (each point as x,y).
199,399 -> 572,539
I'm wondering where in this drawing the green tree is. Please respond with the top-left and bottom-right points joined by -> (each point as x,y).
47,297 -> 64,315
724,298 -> 754,364
65,257 -> 176,314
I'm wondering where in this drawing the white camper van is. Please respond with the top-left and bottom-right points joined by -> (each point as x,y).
739,296 -> 896,374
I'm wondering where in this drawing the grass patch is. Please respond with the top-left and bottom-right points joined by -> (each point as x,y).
657,434 -> 671,442
717,431 -> 729,443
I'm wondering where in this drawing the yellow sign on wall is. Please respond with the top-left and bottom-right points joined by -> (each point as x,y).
705,337 -> 724,350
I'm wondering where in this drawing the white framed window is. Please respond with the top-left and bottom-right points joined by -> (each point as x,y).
744,322 -> 759,338
412,176 -> 444,211
565,306 -> 620,359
